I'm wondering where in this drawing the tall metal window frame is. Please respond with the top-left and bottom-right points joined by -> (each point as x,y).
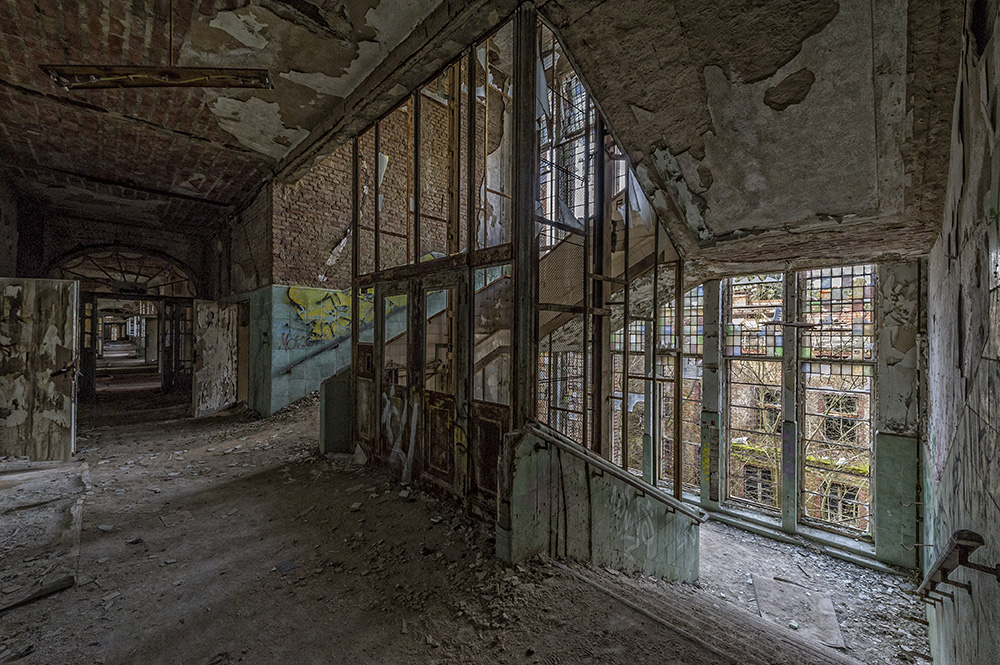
721,266 -> 878,539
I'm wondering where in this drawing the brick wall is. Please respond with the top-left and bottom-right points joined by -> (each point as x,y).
224,185 -> 273,296
272,142 -> 353,290
0,177 -> 18,277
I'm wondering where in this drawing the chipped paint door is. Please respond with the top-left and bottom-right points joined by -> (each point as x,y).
0,278 -> 78,461
192,301 -> 237,417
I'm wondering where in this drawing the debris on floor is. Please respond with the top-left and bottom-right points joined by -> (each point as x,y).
0,394 -> 929,664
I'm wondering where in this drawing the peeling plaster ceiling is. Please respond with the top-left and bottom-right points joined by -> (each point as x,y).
0,0 -> 445,235
541,0 -> 962,280
0,0 -> 961,281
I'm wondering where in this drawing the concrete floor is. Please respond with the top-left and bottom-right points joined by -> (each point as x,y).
1,394 -> 920,664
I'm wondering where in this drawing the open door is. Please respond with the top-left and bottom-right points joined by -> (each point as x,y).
192,300 -> 237,417
0,278 -> 78,461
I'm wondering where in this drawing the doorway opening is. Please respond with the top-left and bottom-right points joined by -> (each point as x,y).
50,248 -> 198,427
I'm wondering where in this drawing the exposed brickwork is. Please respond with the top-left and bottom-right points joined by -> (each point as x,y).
224,185 -> 273,296
33,202 -> 210,295
0,176 -> 18,277
271,142 -> 353,290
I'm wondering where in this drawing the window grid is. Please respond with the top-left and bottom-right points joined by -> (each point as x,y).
799,265 -> 875,535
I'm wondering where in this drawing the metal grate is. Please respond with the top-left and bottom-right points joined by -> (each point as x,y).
725,273 -> 783,358
799,264 -> 876,534
726,359 -> 782,510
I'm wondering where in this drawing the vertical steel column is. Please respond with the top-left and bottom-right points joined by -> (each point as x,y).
350,137 -> 361,450
781,271 -> 799,533
465,49 -> 479,426
591,118 -> 607,454
413,93 -> 421,262
621,154 -> 631,469
581,93 -> 591,450
498,4 -> 538,561
673,262 -> 684,499
701,279 -> 722,509
510,4 -> 538,429
374,123 -> 381,273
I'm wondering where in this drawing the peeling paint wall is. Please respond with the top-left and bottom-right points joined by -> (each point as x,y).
0,279 -> 77,461
925,4 -> 1000,662
193,301 -> 238,417
877,262 -> 925,435
241,284 -> 356,417
539,0 -> 958,279
509,430 -> 700,581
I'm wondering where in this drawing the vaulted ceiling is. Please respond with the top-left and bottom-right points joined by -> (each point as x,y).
0,0 -> 492,236
0,0 -> 963,276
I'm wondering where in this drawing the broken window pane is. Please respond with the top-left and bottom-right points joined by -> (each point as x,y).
424,288 -> 455,394
378,103 -> 414,270
418,64 -> 465,261
358,128 -> 376,275
474,265 -> 511,405
474,21 -> 514,250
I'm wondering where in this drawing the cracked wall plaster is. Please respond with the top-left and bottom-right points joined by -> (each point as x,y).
697,0 -> 882,235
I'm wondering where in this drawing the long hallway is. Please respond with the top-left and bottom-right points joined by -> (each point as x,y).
1,396 -> 927,665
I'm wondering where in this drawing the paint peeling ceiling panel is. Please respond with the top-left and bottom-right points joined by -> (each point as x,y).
543,0 -> 958,267
0,0 -> 446,231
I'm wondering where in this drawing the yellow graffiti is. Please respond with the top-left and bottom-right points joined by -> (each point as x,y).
285,287 -> 402,342
287,287 -> 351,341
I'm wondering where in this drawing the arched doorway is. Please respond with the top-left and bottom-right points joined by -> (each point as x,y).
49,248 -> 200,425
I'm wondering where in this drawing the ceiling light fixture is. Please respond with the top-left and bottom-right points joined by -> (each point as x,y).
40,1 -> 271,90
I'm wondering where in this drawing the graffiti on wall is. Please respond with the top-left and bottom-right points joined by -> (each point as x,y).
278,287 -> 401,351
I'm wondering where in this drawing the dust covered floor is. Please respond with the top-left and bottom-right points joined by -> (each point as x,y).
2,396 -> 922,664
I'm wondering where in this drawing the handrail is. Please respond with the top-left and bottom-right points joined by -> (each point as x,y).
524,421 -> 709,524
916,530 -> 998,603
276,335 -> 346,375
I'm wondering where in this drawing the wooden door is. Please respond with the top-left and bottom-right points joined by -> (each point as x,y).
0,278 -> 78,461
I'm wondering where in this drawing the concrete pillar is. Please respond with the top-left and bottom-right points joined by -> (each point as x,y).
873,260 -> 923,568
700,279 -> 721,509
780,272 -> 799,534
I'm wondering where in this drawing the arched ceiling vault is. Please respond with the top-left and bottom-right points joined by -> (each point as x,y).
0,1 -> 963,281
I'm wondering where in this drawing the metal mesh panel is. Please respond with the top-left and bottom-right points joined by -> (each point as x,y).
726,274 -> 783,357
727,358 -> 782,510
537,315 -> 586,444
